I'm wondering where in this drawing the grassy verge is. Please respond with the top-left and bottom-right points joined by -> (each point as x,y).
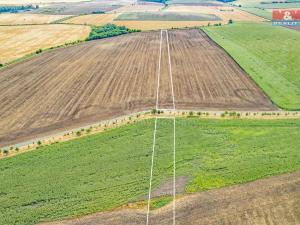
203,22 -> 300,110
0,118 -> 299,224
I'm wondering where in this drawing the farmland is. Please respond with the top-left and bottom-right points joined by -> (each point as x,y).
231,0 -> 300,8
113,2 -> 164,13
64,14 -> 118,26
0,24 -> 90,64
0,118 -> 299,225
203,22 -> 300,110
0,29 -> 275,148
239,7 -> 272,20
166,5 -> 265,22
0,14 -> 70,25
31,0 -> 124,15
115,11 -> 221,21
114,20 -> 224,30
43,171 -> 300,225
62,3 -> 264,30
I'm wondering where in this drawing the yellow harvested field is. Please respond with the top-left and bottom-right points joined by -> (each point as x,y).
64,14 -> 118,26
112,3 -> 164,13
114,20 -> 224,31
0,24 -> 90,64
166,5 -> 265,22
0,14 -> 70,25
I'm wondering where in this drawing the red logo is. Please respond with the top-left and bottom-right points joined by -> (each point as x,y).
272,10 -> 300,21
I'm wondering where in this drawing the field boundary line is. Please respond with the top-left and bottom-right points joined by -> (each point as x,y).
146,30 -> 163,225
166,29 -> 176,225
156,30 -> 163,110
146,117 -> 158,225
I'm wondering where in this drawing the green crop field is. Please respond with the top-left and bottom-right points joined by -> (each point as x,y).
240,7 -> 272,20
203,23 -> 300,110
115,12 -> 221,21
1,118 -> 300,225
232,0 -> 300,8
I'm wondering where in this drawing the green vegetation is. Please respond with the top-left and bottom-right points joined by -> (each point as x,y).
87,24 -> 140,41
1,118 -> 300,224
0,5 -> 36,13
203,23 -> 300,110
150,196 -> 173,210
166,0 -> 217,4
240,7 -> 272,20
115,12 -> 221,21
143,0 -> 166,4
232,0 -> 300,8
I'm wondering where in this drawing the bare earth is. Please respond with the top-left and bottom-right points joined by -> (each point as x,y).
41,171 -> 300,225
0,29 -> 275,147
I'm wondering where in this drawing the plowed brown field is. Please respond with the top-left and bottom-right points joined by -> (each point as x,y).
0,29 -> 275,147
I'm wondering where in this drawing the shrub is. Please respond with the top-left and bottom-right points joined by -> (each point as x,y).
37,140 -> 42,145
36,49 -> 42,54
3,149 -> 9,155
0,63 -> 3,67
87,24 -> 140,41
151,109 -> 157,114
76,131 -> 81,136
228,19 -> 233,24
189,111 -> 194,116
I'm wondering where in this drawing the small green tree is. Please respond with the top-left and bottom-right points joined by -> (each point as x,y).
37,140 -> 42,145
36,49 -> 42,54
76,131 -> 81,136
228,19 -> 233,24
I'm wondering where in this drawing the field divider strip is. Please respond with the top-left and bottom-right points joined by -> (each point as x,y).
166,29 -> 176,225
146,29 -> 163,225
156,30 -> 163,110
146,117 -> 158,225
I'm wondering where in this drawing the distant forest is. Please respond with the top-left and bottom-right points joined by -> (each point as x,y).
139,0 -> 235,4
0,5 -> 36,13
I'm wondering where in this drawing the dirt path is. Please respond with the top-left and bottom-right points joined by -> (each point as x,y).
41,171 -> 300,225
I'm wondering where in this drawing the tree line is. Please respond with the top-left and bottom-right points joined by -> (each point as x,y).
87,24 -> 141,41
